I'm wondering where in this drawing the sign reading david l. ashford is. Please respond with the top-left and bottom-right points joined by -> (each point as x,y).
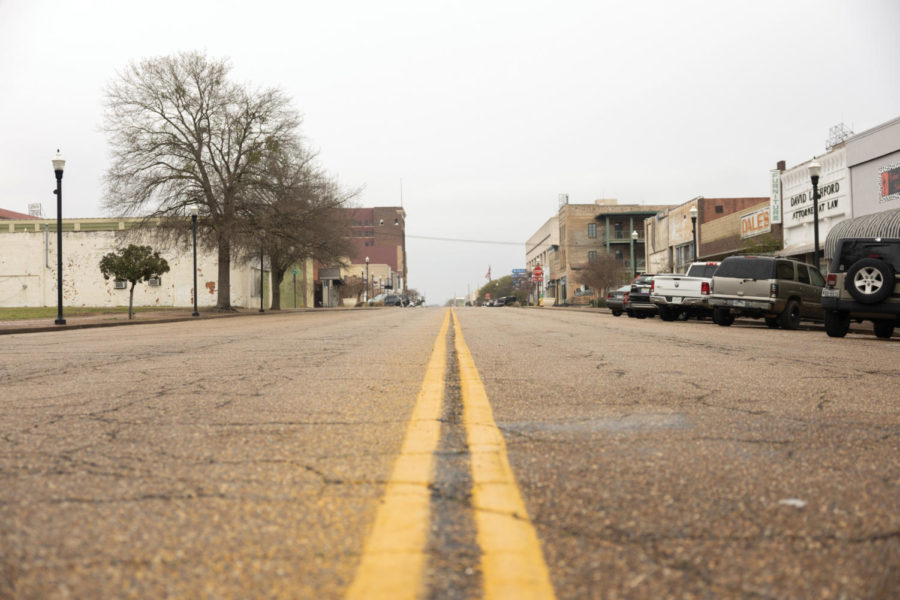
741,207 -> 771,239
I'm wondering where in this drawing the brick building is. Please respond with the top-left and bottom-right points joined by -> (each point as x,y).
646,196 -> 776,273
535,198 -> 668,304
343,207 -> 407,300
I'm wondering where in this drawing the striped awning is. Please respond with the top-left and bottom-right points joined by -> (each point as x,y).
824,208 -> 900,260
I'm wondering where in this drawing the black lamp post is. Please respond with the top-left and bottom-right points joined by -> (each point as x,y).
689,205 -> 698,262
808,159 -> 822,269
259,231 -> 265,313
365,256 -> 370,303
191,205 -> 199,316
631,230 -> 639,278
52,150 -> 66,325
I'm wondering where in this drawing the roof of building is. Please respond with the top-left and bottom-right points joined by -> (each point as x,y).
0,208 -> 37,220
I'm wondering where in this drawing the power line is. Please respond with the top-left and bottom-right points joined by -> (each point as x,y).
406,234 -> 525,246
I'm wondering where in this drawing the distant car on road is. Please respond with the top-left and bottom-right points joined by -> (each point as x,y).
383,294 -> 404,306
606,285 -> 630,317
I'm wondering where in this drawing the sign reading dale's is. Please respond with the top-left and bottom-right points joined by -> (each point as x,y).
741,207 -> 771,239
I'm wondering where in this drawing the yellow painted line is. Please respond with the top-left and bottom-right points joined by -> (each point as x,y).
452,309 -> 556,600
345,310 -> 449,600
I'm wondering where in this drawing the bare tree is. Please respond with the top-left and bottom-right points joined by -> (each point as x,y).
103,51 -> 301,310
577,253 -> 631,298
239,143 -> 356,310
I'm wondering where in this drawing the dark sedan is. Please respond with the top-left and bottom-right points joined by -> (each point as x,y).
606,285 -> 630,316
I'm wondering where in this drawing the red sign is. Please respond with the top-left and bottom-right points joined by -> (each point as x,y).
882,166 -> 900,197
485,293 -> 491,299
532,266 -> 543,279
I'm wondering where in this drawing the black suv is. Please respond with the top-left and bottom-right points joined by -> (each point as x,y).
821,237 -> 900,338
626,274 -> 657,318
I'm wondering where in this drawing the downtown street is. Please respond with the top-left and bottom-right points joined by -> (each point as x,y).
1,307 -> 897,599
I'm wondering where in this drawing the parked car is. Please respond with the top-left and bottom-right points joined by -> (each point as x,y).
821,237 -> 900,338
606,285 -> 630,316
650,262 -> 720,321
708,256 -> 825,329
383,294 -> 404,306
626,274 -> 657,318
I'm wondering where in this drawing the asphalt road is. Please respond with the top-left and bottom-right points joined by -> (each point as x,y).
1,307 -> 897,599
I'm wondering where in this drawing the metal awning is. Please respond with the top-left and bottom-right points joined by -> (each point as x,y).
318,267 -> 344,281
778,241 -> 817,256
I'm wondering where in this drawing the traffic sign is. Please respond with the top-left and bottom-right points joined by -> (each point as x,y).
532,266 -> 543,277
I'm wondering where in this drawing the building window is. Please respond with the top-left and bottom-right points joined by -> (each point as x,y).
587,222 -> 597,238
614,249 -> 623,262
588,250 -> 597,263
614,222 -> 624,239
715,205 -> 724,214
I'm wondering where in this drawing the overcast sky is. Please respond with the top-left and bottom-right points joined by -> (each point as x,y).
1,0 -> 898,303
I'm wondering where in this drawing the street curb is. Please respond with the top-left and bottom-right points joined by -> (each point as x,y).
0,307 -> 370,336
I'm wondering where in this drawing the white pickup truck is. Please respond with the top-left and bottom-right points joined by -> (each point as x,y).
649,262 -> 720,321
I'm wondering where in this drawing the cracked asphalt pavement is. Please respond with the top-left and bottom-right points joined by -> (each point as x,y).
1,307 -> 897,598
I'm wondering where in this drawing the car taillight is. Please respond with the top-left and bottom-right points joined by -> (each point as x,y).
770,283 -> 778,298
650,279 -> 655,292
826,274 -> 837,288
701,281 -> 710,295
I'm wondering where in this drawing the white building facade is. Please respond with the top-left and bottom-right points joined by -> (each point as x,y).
779,146 -> 851,269
846,116 -> 900,217
525,216 -> 558,302
0,218 -> 271,309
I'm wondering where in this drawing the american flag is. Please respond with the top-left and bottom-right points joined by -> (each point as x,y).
485,266 -> 491,280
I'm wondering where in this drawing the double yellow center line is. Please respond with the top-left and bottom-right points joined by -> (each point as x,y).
346,309 -> 556,599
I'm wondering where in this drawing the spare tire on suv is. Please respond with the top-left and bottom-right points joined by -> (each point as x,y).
845,258 -> 896,304
821,238 -> 900,338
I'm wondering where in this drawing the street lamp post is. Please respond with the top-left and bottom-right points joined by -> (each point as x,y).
808,159 -> 822,269
191,205 -> 199,317
631,230 -> 639,278
52,150 -> 66,325
365,256 -> 370,303
259,231 -> 265,313
689,205 -> 698,262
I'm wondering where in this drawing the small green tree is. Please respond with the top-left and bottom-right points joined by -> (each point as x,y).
99,244 -> 171,319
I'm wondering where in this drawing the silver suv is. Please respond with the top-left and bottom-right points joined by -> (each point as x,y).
708,256 -> 825,329
821,237 -> 900,338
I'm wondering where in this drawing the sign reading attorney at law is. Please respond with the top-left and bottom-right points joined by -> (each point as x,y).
740,207 -> 771,239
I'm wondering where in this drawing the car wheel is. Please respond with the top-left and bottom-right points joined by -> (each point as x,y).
778,300 -> 800,330
713,307 -> 734,327
824,310 -> 850,338
765,317 -> 779,328
658,306 -> 676,321
611,309 -> 622,317
873,320 -> 895,339
627,309 -> 636,318
846,258 -> 895,305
